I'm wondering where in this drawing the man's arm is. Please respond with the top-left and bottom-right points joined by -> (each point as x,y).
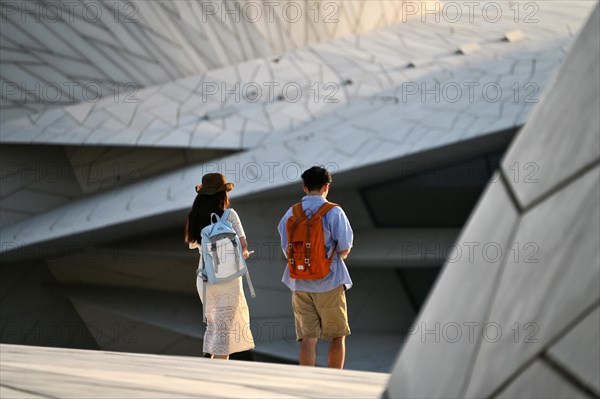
329,207 -> 354,259
338,248 -> 351,259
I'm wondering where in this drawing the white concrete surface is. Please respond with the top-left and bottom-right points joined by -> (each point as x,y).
1,0 -> 421,121
0,344 -> 389,398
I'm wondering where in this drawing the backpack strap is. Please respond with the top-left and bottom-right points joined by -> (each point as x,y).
200,255 -> 208,323
221,208 -> 231,221
291,203 -> 305,221
315,202 -> 339,261
314,202 -> 338,218
245,271 -> 256,298
287,203 -> 306,265
208,213 -> 220,236
202,279 -> 207,323
210,240 -> 220,273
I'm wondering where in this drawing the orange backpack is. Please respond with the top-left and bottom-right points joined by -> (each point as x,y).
286,202 -> 338,280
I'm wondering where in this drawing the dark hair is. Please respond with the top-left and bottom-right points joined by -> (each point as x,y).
301,166 -> 332,191
185,190 -> 229,244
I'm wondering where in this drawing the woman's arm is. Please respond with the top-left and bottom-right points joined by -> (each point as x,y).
228,209 -> 251,259
240,236 -> 250,259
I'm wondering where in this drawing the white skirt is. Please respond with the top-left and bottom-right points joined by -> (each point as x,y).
196,276 -> 255,355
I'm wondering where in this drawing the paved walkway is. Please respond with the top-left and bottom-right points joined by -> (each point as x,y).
0,344 -> 389,398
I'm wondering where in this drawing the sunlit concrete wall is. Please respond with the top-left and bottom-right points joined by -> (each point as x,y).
385,5 -> 600,397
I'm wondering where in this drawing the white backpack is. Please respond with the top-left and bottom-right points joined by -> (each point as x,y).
197,209 -> 255,320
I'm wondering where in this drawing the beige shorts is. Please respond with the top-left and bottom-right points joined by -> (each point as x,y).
291,285 -> 351,341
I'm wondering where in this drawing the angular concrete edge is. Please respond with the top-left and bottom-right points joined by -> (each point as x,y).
496,359 -> 590,399
464,165 -> 600,398
385,4 -> 600,398
547,306 -> 600,395
501,5 -> 600,210
386,178 -> 520,398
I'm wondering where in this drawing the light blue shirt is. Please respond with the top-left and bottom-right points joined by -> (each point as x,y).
278,195 -> 353,293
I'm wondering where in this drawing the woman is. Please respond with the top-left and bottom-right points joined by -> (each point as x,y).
185,173 -> 254,359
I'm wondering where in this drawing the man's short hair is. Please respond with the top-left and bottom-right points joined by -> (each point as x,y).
302,166 -> 332,191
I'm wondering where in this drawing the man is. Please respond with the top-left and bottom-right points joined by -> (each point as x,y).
278,166 -> 353,369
